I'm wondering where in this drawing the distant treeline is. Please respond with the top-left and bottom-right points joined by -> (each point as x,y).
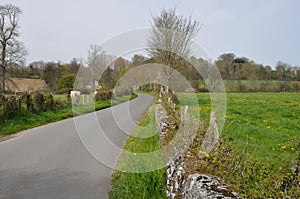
215,53 -> 300,92
6,53 -> 300,93
216,53 -> 300,82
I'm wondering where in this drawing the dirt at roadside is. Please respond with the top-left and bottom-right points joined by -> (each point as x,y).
0,135 -> 16,142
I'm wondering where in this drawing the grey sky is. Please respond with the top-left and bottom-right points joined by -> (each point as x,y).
3,0 -> 300,67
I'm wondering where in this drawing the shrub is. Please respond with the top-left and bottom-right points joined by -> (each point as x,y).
113,86 -> 133,97
44,93 -> 55,110
0,94 -> 26,118
0,95 -> 16,117
292,82 -> 300,91
95,90 -> 112,101
57,74 -> 76,90
280,81 -> 292,92
33,92 -> 45,111
55,98 -> 67,109
196,88 -> 209,92
24,93 -> 34,112
170,93 -> 179,105
55,88 -> 72,94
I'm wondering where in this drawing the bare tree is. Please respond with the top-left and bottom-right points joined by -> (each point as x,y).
87,44 -> 114,90
0,4 -> 27,91
148,8 -> 200,92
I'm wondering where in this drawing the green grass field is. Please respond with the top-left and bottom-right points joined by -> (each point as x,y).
178,92 -> 300,163
110,92 -> 299,198
177,92 -> 300,197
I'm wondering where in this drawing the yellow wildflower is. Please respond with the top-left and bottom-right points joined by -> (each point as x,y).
199,151 -> 210,159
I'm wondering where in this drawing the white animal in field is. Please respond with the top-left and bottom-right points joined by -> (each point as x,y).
70,90 -> 81,104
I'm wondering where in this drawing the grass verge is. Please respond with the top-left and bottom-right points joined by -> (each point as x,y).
110,103 -> 167,199
0,94 -> 137,136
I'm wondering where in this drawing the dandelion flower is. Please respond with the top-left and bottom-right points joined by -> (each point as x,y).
281,146 -> 287,150
199,151 -> 210,159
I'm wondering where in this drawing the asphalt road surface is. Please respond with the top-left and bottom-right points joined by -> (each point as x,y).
0,94 -> 154,199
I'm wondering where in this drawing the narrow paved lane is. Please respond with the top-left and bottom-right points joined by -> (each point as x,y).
0,94 -> 154,199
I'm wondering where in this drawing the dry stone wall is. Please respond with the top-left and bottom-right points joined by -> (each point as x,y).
155,99 -> 242,199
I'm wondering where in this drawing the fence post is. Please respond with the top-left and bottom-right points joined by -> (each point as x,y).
81,94 -> 85,105
184,105 -> 188,120
201,111 -> 219,154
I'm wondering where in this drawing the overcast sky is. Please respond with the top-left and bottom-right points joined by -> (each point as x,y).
3,0 -> 300,67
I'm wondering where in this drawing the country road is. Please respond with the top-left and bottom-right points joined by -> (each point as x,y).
0,94 -> 154,199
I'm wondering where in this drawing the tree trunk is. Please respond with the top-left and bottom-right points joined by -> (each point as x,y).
1,44 -> 6,91
0,66 -> 5,91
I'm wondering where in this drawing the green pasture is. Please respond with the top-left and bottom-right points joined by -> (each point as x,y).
178,92 -> 300,163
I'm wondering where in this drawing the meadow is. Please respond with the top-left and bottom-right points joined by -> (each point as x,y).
178,92 -> 300,163
110,92 -> 300,198
178,92 -> 300,197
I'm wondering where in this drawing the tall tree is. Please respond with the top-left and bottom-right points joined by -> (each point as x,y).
276,61 -> 288,84
216,53 -> 235,80
114,57 -> 128,74
128,54 -> 147,68
87,44 -> 114,90
112,57 -> 129,81
43,62 -> 58,92
69,58 -> 81,74
148,8 -> 200,92
0,4 -> 27,91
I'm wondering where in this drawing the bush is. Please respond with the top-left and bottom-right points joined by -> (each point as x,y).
44,93 -> 55,110
55,98 -> 67,109
95,90 -> 112,101
24,93 -> 34,112
55,88 -> 72,94
279,81 -> 293,92
33,92 -> 45,111
57,74 -> 76,90
0,94 -> 22,118
113,86 -> 133,97
292,82 -> 300,91
0,92 -> 68,121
